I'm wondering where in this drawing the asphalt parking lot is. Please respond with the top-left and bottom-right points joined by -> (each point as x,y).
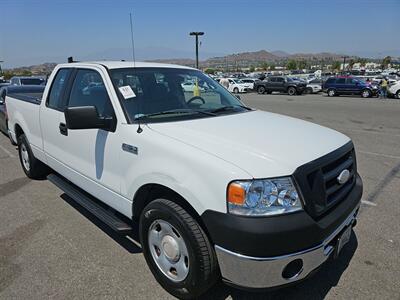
0,93 -> 399,299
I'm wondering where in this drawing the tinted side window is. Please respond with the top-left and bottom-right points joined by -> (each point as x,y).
47,69 -> 70,110
325,78 -> 335,84
277,77 -> 285,83
269,77 -> 277,82
68,69 -> 114,118
336,78 -> 346,84
346,78 -> 355,84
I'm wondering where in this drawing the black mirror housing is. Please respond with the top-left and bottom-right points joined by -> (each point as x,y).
65,106 -> 114,131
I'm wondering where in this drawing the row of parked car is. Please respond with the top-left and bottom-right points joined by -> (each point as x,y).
213,74 -> 400,99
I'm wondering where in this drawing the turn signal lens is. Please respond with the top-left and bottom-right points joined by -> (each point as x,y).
227,183 -> 246,205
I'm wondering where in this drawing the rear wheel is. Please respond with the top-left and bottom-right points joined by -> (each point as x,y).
361,89 -> 371,98
396,90 -> 400,99
327,89 -> 336,97
257,86 -> 266,94
287,87 -> 296,96
18,134 -> 49,179
140,199 -> 219,299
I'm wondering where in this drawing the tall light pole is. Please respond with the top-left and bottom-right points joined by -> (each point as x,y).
189,32 -> 204,69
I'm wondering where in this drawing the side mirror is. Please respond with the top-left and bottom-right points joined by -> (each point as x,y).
64,106 -> 114,131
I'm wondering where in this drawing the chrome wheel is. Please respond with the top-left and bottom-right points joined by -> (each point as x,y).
20,143 -> 30,171
328,89 -> 335,97
148,219 -> 190,282
362,90 -> 370,98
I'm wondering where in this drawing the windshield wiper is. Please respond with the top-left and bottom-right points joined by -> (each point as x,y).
210,105 -> 252,114
134,108 -> 216,121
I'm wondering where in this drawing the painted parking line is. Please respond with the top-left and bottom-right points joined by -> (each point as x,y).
361,200 -> 377,207
358,150 -> 400,160
0,144 -> 16,158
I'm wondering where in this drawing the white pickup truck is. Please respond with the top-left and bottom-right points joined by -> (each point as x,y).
7,61 -> 362,299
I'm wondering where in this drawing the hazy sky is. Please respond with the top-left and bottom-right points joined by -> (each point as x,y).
1,0 -> 399,68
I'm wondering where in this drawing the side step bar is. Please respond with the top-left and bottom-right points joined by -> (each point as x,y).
47,174 -> 132,234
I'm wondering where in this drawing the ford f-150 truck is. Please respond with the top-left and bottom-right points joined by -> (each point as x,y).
7,61 -> 362,299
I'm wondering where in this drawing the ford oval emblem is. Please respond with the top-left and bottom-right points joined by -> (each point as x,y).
337,169 -> 350,185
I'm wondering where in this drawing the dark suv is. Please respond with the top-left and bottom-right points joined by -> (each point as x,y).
323,76 -> 378,98
254,76 -> 307,95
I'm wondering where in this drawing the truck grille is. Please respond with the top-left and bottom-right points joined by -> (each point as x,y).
293,142 -> 357,219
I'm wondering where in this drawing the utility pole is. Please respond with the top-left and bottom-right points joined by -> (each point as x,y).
189,32 -> 204,69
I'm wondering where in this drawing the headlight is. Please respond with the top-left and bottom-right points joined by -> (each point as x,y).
227,177 -> 302,216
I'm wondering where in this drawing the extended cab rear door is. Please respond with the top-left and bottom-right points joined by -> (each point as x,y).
41,65 -> 130,215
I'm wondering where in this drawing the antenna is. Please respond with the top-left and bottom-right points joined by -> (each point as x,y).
129,12 -> 136,67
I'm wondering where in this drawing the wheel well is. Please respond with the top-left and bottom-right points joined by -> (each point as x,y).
15,124 -> 24,140
132,183 -> 209,237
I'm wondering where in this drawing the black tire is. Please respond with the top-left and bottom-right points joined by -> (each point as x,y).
233,87 -> 239,94
306,87 -> 313,94
327,88 -> 336,97
287,86 -> 296,96
257,86 -> 266,94
361,89 -> 371,98
140,199 -> 219,299
396,90 -> 400,99
18,134 -> 49,179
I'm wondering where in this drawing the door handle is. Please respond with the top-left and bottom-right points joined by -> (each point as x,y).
59,123 -> 68,136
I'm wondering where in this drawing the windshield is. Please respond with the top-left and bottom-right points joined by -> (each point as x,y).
110,68 -> 248,123
20,78 -> 44,85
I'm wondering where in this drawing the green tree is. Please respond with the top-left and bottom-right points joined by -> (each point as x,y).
269,64 -> 276,71
297,60 -> 307,70
249,65 -> 255,72
382,56 -> 391,68
260,62 -> 269,71
204,68 -> 216,75
332,61 -> 341,71
286,60 -> 297,70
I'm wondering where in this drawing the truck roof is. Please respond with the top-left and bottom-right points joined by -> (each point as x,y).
57,61 -> 196,70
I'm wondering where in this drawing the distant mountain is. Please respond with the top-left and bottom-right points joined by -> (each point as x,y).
149,50 -> 356,68
271,50 -> 290,57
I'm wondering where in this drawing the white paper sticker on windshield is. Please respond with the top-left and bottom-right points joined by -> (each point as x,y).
119,86 -> 136,99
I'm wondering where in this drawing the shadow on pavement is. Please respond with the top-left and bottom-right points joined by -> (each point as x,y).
201,231 -> 358,300
60,193 -> 142,254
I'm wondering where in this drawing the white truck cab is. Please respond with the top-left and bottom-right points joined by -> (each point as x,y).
7,61 -> 362,299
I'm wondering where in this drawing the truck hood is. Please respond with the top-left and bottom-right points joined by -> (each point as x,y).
148,110 -> 350,178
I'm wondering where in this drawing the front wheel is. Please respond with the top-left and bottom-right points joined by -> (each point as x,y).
233,87 -> 239,94
140,199 -> 219,299
397,90 -> 400,99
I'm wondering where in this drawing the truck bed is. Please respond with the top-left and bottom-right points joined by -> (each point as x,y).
5,85 -> 45,105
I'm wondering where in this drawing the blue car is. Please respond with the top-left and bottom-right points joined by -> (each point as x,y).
323,76 -> 378,98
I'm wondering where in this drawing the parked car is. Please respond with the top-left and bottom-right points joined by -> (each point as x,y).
239,78 -> 260,90
254,76 -> 307,95
306,78 -> 323,94
226,78 -> 251,93
7,61 -> 362,299
181,81 -> 205,92
10,76 -> 45,86
323,76 -> 378,98
388,81 -> 400,98
0,85 -> 45,136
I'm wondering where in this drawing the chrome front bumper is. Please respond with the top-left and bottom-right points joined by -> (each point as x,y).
215,205 -> 359,289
